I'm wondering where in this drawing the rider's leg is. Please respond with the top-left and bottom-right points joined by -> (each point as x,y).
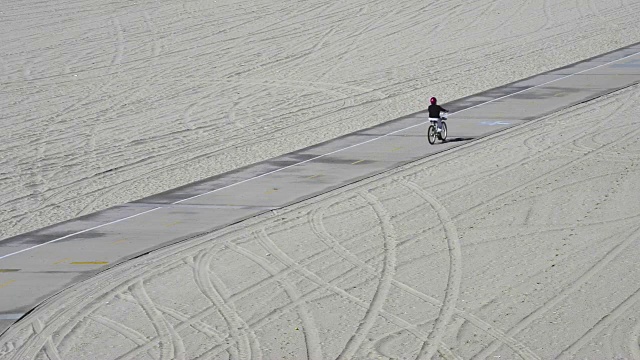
436,117 -> 442,132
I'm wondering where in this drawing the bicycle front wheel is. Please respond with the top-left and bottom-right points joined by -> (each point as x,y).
440,122 -> 447,141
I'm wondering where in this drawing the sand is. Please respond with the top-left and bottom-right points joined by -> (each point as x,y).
2,80 -> 640,358
2,0 -> 640,359
3,0 -> 640,239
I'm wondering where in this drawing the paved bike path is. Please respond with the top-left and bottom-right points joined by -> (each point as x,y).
2,42 -> 640,333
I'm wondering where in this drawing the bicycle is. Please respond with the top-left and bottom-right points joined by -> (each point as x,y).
427,112 -> 448,144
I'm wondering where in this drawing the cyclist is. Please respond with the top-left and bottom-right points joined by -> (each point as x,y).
428,97 -> 448,133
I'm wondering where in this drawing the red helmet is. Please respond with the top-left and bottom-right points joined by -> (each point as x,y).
430,97 -> 437,105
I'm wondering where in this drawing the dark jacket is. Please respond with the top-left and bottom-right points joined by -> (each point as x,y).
428,104 -> 447,118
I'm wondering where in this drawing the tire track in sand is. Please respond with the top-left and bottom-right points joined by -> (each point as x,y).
110,17 -> 125,67
188,251 -> 255,360
107,253 -> 251,360
557,286 -> 640,359
91,259 -> 250,360
6,255 -> 186,360
234,232 -> 323,360
253,227 -> 441,356
88,315 -> 158,359
130,281 -> 186,360
88,245 -> 325,359
6,251 -> 210,359
33,319 -> 62,360
402,180 -> 463,360
188,250 -> 263,360
199,194 -> 411,358
309,189 -> 539,359
114,293 -> 238,359
336,190 -> 397,359
475,224 -> 640,360
251,202 -> 446,356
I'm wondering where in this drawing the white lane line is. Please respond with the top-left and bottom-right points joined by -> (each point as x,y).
130,203 -> 280,210
0,208 -> 161,260
2,47 -> 640,261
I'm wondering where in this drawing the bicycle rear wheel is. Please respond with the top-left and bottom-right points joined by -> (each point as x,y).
427,125 -> 437,144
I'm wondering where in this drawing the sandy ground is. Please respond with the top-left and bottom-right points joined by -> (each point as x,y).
3,0 -> 640,239
2,81 -> 640,358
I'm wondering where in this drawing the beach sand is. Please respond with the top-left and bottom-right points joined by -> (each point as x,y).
2,1 -> 640,359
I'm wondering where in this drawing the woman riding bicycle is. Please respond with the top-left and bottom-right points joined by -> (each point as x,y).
428,97 -> 448,133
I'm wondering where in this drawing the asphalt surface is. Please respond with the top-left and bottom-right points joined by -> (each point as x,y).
1,42 -> 640,334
